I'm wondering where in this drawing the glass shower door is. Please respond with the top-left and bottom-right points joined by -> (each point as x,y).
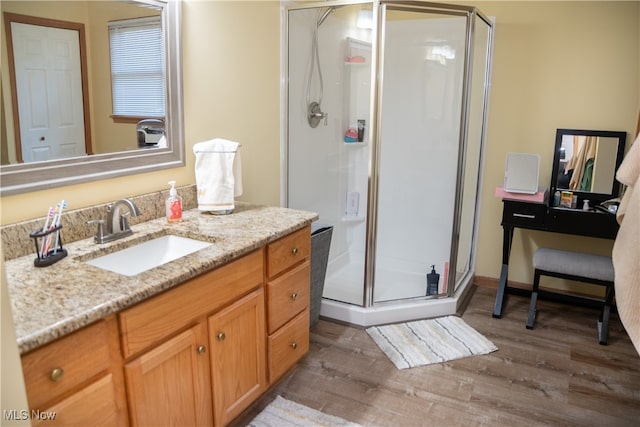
373,7 -> 467,303
286,5 -> 372,307
454,14 -> 492,291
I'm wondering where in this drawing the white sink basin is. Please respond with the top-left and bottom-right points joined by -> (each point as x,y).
85,235 -> 213,276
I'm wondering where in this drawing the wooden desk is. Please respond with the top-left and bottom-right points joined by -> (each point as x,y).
493,199 -> 619,318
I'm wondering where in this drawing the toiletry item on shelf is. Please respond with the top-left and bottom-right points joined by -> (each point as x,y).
346,192 -> 359,216
426,265 -> 440,296
553,190 -> 560,207
166,181 -> 183,222
583,199 -> 590,211
344,127 -> 358,143
357,120 -> 365,142
560,191 -> 573,208
571,194 -> 578,209
346,56 -> 365,63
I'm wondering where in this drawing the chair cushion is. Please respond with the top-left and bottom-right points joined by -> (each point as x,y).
533,248 -> 614,282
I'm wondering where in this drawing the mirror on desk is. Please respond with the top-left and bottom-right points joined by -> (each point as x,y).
550,128 -> 626,206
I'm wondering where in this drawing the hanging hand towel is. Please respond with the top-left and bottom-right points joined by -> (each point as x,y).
193,138 -> 243,214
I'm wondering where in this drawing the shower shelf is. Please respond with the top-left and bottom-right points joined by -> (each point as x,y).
341,215 -> 365,223
344,141 -> 367,147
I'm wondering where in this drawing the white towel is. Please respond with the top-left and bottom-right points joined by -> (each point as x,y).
613,134 -> 640,355
193,138 -> 243,213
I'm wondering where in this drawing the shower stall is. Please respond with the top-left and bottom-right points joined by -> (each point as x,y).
284,0 -> 494,326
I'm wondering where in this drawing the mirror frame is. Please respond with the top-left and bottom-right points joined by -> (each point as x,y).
0,0 -> 184,196
549,128 -> 626,206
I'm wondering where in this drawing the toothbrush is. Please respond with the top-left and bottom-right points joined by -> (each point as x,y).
40,207 -> 56,257
43,203 -> 61,256
42,201 -> 66,256
52,200 -> 67,254
41,207 -> 55,232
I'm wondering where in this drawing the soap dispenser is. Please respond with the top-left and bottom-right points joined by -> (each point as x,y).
426,265 -> 440,296
166,181 -> 183,223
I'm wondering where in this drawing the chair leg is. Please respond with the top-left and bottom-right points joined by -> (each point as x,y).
526,270 -> 541,329
598,284 -> 615,345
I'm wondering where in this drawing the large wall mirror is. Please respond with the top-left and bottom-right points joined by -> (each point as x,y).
550,128 -> 626,205
0,0 -> 183,196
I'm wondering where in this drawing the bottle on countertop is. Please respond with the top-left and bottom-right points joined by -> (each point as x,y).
166,180 -> 182,223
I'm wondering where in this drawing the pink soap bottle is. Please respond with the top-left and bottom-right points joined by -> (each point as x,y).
166,180 -> 182,223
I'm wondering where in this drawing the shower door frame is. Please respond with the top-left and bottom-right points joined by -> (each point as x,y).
282,0 -> 495,309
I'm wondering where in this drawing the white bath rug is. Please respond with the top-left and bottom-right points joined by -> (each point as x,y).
247,396 -> 362,427
366,315 -> 498,369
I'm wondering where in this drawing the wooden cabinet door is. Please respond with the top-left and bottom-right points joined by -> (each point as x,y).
209,288 -> 266,426
124,323 -> 213,427
31,374 -> 118,427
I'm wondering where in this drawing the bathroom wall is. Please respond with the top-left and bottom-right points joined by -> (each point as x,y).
463,1 -> 639,292
1,1 -> 638,295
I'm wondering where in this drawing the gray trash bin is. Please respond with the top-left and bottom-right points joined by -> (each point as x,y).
310,223 -> 333,329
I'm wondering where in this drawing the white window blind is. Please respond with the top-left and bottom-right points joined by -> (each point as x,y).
109,16 -> 165,117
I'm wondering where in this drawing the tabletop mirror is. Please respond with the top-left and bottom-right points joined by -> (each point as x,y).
550,128 -> 626,206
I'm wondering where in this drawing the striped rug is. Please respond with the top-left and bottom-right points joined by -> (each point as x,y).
366,316 -> 498,369
248,396 -> 362,427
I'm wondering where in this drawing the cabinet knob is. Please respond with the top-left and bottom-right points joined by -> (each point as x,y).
217,332 -> 226,342
290,342 -> 298,350
290,292 -> 298,301
50,367 -> 64,382
197,345 -> 206,355
291,247 -> 298,255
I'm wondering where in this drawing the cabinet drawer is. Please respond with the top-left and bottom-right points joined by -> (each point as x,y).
502,201 -> 547,228
119,249 -> 263,358
267,261 -> 310,334
22,320 -> 111,410
267,225 -> 310,279
32,374 -> 118,427
268,308 -> 310,383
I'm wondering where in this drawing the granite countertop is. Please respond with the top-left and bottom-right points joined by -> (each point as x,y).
5,204 -> 317,354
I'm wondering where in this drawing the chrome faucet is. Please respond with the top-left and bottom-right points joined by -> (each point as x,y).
88,198 -> 141,244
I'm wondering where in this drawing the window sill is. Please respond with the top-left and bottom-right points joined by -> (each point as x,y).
111,115 -> 165,124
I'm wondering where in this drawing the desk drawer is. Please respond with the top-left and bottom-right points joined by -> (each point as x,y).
502,201 -> 546,228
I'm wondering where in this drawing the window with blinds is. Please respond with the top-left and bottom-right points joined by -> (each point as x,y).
108,16 -> 165,118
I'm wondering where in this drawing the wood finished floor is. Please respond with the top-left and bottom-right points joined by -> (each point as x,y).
234,286 -> 640,427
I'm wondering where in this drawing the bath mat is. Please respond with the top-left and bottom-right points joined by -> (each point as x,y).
248,396 -> 362,427
366,315 -> 497,369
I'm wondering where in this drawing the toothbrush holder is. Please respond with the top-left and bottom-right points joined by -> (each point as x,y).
29,225 -> 68,267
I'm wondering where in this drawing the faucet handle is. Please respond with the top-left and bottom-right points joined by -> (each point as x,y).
119,212 -> 132,232
87,219 -> 106,243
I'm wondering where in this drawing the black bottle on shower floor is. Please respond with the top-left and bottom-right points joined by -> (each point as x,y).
427,265 -> 440,296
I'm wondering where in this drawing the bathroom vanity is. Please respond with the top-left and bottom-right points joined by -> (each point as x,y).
4,202 -> 316,426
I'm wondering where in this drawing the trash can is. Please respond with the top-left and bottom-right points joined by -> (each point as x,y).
310,223 -> 333,329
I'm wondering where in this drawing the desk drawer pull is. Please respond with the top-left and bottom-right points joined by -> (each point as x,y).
513,213 -> 536,219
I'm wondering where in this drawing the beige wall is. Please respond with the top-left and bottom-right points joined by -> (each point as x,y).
1,1 -> 638,293
466,1 -> 639,292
